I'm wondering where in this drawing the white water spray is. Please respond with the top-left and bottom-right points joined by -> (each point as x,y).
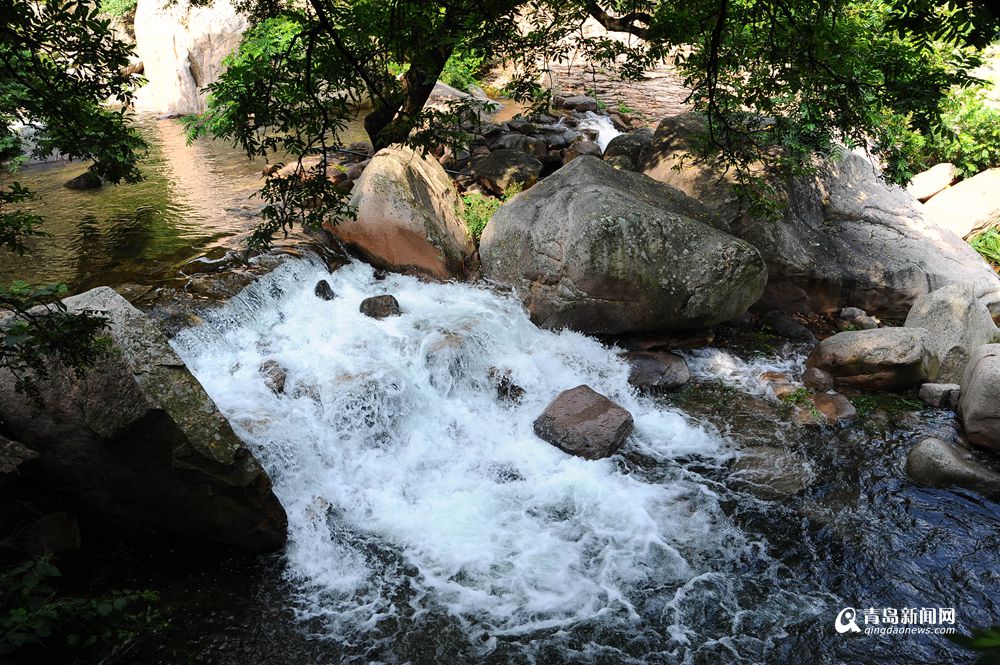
172,257 -> 827,661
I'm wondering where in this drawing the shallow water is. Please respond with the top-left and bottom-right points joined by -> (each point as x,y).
1,119 -> 272,293
168,256 -> 1000,664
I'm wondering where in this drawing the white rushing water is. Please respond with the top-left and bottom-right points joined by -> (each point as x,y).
172,256 -> 827,662
575,111 -> 623,151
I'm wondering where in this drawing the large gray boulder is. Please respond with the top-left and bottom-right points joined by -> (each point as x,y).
480,156 -> 767,334
0,287 -> 287,552
958,344 -> 1000,452
904,283 -> 1000,383
640,113 -> 1000,317
905,438 -> 1000,496
806,327 -> 935,391
327,146 -> 475,279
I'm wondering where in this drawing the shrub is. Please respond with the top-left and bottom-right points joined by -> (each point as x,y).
920,84 -> 1000,178
440,50 -> 484,93
0,557 -> 160,661
461,192 -> 501,242
98,0 -> 137,18
970,227 -> 1000,268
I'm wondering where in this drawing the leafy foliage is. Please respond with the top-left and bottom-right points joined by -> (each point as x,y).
98,0 -> 137,19
918,84 -> 1000,178
461,192 -> 502,242
970,227 -> 1000,268
0,557 -> 159,661
187,0 -> 997,246
0,0 -> 144,394
440,49 -> 486,92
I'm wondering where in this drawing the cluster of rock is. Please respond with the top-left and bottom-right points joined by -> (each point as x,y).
800,283 -> 1000,494
909,162 -> 1000,241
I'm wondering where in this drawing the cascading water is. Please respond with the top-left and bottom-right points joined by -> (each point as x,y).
575,111 -> 623,151
172,255 -> 833,663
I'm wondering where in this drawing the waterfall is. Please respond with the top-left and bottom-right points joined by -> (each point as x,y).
171,256 -> 828,662
575,111 -> 623,151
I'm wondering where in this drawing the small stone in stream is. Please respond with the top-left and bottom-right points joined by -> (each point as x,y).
808,392 -> 857,426
360,294 -> 401,319
905,437 -> 1000,495
487,367 -> 525,403
761,311 -> 816,342
625,352 -> 690,391
64,172 -> 102,190
837,306 -> 879,330
259,360 -> 287,394
802,367 -> 835,392
533,385 -> 634,460
919,382 -> 961,409
314,279 -> 336,301
759,371 -> 796,399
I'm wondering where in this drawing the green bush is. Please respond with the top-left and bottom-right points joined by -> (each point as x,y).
98,0 -> 137,18
0,557 -> 160,661
970,227 -> 1000,267
920,85 -> 1000,178
460,192 -> 501,242
440,50 -> 484,92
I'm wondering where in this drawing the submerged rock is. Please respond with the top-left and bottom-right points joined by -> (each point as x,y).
0,287 -> 287,552
624,351 -> 690,391
731,447 -> 813,499
533,385 -> 634,460
259,360 -> 287,394
905,438 -> 1000,496
958,344 -> 1000,451
63,172 -> 102,190
327,146 -> 475,279
360,294 -> 402,319
480,156 -> 767,335
806,327 -> 935,391
904,283 -> 999,384
640,113 -> 1000,317
761,310 -> 816,342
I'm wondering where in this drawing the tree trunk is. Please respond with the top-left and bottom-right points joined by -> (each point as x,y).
364,48 -> 453,151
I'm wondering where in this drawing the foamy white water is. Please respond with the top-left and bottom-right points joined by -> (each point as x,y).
172,256 -> 828,661
576,111 -> 623,151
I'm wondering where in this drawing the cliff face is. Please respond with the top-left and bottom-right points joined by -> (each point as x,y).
133,0 -> 246,116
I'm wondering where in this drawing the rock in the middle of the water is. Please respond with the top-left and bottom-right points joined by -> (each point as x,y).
480,156 -> 767,334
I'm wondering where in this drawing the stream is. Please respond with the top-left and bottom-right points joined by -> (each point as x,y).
5,116 -> 999,665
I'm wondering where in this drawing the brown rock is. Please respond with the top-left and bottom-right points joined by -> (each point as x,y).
360,294 -> 402,319
533,385 -> 634,460
327,146 -> 475,279
802,367 -> 834,392
260,360 -> 287,394
810,392 -> 857,426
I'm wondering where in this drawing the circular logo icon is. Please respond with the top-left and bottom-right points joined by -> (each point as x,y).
835,607 -> 862,634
